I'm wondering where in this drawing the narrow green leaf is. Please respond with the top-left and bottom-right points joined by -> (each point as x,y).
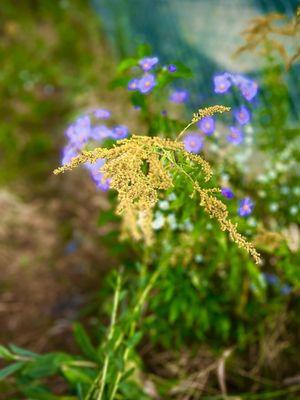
0,345 -> 14,360
73,322 -> 98,361
62,365 -> 93,385
9,344 -> 38,358
0,361 -> 24,380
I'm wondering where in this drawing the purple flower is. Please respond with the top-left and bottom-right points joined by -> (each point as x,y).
183,132 -> 204,153
90,125 -> 113,141
138,74 -> 156,94
234,105 -> 251,125
238,197 -> 254,217
62,144 -> 78,165
169,90 -> 188,104
112,125 -> 129,140
197,116 -> 215,135
280,284 -> 292,296
236,77 -> 258,101
93,108 -> 111,119
85,159 -> 110,191
168,64 -> 177,72
263,273 -> 279,286
161,110 -> 167,116
65,115 -> 91,148
227,126 -> 244,145
138,57 -> 159,71
221,187 -> 234,199
213,73 -> 232,94
128,78 -> 140,91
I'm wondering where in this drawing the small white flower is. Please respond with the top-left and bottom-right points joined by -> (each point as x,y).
167,193 -> 177,201
210,143 -> 219,152
257,174 -> 268,183
194,254 -> 203,263
158,200 -> 170,210
245,136 -> 253,145
280,186 -> 290,195
183,219 -> 193,232
247,217 -> 257,227
167,213 -> 177,230
152,212 -> 164,230
269,203 -> 279,212
275,162 -> 286,172
268,170 -> 277,180
290,206 -> 298,216
244,124 -> 254,134
293,187 -> 300,196
221,173 -> 229,182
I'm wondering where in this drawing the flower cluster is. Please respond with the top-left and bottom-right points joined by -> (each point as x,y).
262,272 -> 292,296
221,186 -> 254,217
127,56 -> 160,94
213,73 -> 258,146
177,105 -> 229,156
180,106 -> 230,155
61,108 -> 129,190
214,72 -> 258,101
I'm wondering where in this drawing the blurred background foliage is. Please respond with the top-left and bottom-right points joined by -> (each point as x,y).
0,1 -> 299,399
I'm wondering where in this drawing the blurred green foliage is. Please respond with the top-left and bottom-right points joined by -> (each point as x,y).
0,0 -> 107,186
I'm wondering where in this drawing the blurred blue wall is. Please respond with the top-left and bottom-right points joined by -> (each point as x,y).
91,0 -> 299,116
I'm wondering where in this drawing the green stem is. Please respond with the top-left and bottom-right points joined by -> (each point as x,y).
108,265 -> 164,400
85,273 -> 122,400
176,121 -> 194,141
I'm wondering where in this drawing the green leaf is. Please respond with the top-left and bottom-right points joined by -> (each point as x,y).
22,385 -> 77,400
126,332 -> 142,348
9,344 -> 38,358
62,365 -> 94,385
136,43 -> 152,57
23,353 -> 72,379
0,361 -> 24,380
97,209 -> 119,227
0,345 -> 15,360
73,322 -> 98,361
116,58 -> 137,73
109,77 -> 129,89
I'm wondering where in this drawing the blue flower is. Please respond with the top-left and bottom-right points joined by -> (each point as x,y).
128,78 -> 140,91
112,125 -> 129,140
90,125 -> 113,141
227,126 -> 244,145
263,272 -> 279,286
65,115 -> 91,148
138,57 -> 159,71
213,73 -> 232,94
183,132 -> 204,153
62,144 -> 78,165
238,197 -> 254,217
138,74 -> 156,94
93,108 -> 111,119
169,90 -> 188,104
233,105 -> 251,125
85,160 -> 110,191
221,187 -> 234,199
197,116 -> 215,135
168,64 -> 177,72
280,284 -> 292,296
234,76 -> 258,101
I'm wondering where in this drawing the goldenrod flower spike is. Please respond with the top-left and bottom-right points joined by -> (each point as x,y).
176,105 -> 231,141
54,108 -> 261,265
